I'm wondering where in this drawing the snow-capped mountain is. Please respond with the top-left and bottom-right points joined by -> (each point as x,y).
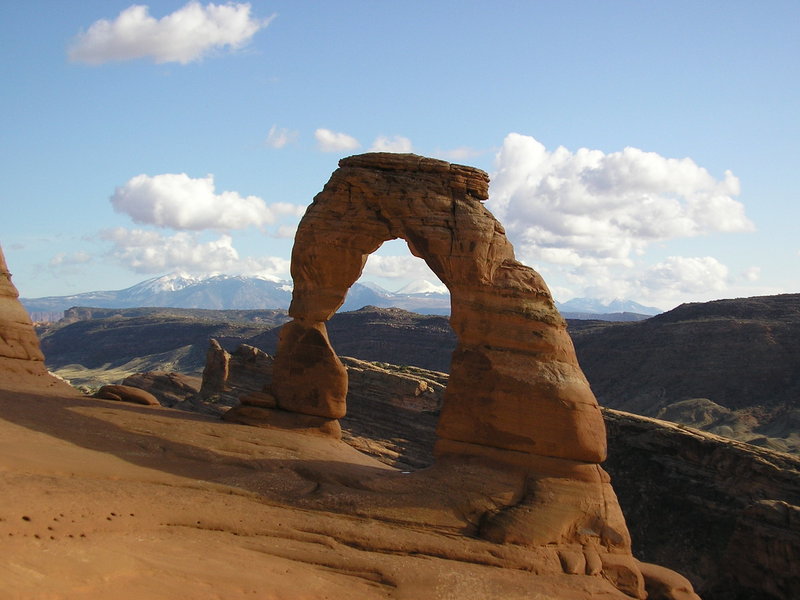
21,273 -> 294,314
21,274 -> 452,317
556,297 -> 662,316
21,275 -> 659,321
395,279 -> 448,295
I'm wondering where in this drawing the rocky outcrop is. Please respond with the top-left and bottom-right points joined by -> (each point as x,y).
604,409 -> 800,600
223,153 -> 674,598
0,246 -> 75,392
123,372 -> 202,408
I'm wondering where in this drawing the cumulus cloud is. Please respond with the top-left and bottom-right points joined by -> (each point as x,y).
370,135 -> 413,153
110,173 -> 303,231
489,133 -> 753,270
265,125 -> 297,149
100,228 -> 290,277
69,2 -> 272,65
315,128 -> 360,153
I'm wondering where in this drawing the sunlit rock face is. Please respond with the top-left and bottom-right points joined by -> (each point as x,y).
0,246 -> 74,392
225,153 -> 698,598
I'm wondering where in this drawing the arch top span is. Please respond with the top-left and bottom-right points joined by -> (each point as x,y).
228,152 -> 606,465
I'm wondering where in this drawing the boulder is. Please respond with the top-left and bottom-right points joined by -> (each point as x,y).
94,384 -> 160,406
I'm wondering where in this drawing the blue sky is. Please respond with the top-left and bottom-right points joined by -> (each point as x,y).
1,1 -> 798,310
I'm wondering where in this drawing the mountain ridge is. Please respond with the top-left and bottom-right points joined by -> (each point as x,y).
22,273 -> 658,321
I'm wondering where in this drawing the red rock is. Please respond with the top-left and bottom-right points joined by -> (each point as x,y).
0,246 -> 76,393
94,384 -> 160,406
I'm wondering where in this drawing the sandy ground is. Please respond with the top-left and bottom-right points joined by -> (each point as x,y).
0,382 -> 634,600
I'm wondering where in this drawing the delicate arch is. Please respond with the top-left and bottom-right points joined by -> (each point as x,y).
227,153 -> 606,464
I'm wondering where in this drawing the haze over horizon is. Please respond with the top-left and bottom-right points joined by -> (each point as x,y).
2,1 -> 798,311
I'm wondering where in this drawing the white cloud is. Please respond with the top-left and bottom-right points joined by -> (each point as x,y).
370,135 -> 413,153
265,125 -> 298,149
315,128 -> 360,153
100,228 -> 290,278
435,146 -> 483,162
641,256 -> 729,295
110,173 -> 303,231
489,133 -> 753,271
742,266 -> 761,282
49,251 -> 92,267
276,225 -> 298,239
362,254 -> 439,281
69,2 -> 272,65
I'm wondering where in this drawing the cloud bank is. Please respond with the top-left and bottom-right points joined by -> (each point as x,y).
489,133 -> 752,270
100,229 -> 290,278
110,173 -> 304,231
69,2 -> 272,65
487,133 -> 755,307
315,129 -> 360,152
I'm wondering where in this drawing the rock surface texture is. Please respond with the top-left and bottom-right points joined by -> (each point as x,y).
0,245 -> 75,393
225,153 -> 683,598
605,409 -> 800,600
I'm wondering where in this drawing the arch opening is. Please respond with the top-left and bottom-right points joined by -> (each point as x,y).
328,243 -> 456,469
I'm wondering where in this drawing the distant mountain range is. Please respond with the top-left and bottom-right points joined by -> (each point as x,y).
21,273 -> 661,320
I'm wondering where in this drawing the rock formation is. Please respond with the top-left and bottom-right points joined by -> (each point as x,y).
123,371 -> 202,409
605,409 -> 800,600
0,245 -> 75,392
93,384 -> 160,406
225,153 -> 675,597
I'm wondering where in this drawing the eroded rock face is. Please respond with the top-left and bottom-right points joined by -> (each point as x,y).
0,246 -> 74,392
224,153 -> 670,597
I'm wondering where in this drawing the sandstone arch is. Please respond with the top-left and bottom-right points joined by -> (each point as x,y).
226,153 -> 606,465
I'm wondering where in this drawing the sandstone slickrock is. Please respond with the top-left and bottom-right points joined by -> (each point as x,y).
224,152 -> 689,597
0,245 -> 76,393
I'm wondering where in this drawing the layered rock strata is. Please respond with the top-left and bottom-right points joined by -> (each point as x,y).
224,153 -> 665,597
